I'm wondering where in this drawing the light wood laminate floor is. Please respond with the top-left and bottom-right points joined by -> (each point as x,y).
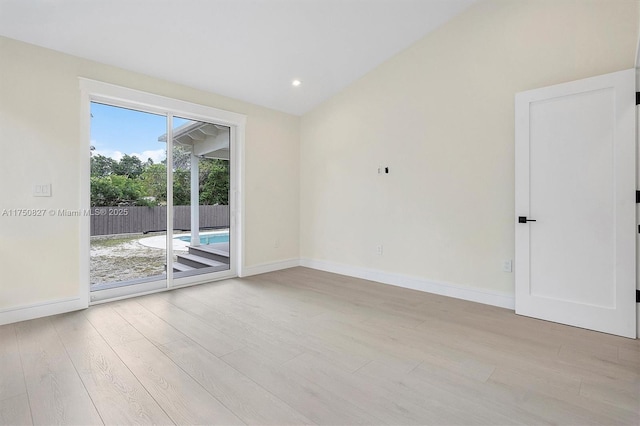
1,267 -> 639,425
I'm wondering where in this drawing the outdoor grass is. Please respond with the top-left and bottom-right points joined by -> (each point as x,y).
90,235 -> 140,247
90,233 -> 166,285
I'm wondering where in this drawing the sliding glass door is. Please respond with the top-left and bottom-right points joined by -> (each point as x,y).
89,103 -> 168,297
88,102 -> 232,302
171,118 -> 231,279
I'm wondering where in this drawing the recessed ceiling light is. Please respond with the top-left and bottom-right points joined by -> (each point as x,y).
292,79 -> 302,87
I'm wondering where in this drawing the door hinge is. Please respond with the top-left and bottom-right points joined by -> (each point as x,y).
636,92 -> 640,105
637,190 -> 640,203
637,289 -> 640,303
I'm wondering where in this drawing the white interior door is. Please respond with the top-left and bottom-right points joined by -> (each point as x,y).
515,69 -> 636,338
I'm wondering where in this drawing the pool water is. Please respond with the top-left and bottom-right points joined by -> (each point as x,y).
175,232 -> 229,245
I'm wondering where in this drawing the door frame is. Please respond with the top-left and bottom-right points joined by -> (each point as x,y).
79,78 -> 246,305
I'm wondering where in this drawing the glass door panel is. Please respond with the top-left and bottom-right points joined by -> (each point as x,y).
89,102 -> 168,299
171,117 -> 231,278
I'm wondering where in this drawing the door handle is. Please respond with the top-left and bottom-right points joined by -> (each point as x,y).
518,216 -> 536,223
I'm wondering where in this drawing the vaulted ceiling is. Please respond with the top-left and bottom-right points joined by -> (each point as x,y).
0,0 -> 477,115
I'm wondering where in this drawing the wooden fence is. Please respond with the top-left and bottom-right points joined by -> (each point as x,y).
90,205 -> 229,236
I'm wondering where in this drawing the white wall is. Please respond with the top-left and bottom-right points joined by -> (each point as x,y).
0,36 -> 300,315
300,0 -> 639,302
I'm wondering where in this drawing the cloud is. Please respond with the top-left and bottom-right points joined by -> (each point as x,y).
131,149 -> 166,164
91,149 -> 166,164
93,149 -> 124,161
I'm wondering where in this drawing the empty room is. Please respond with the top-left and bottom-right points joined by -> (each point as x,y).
1,0 -> 639,425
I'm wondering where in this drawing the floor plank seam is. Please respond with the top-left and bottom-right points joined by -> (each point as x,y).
84,308 -> 178,425
216,348 -> 318,425
12,325 -> 35,426
51,318 -> 106,426
138,321 -> 252,425
12,324 -> 34,426
110,341 -> 178,425
350,359 -> 374,375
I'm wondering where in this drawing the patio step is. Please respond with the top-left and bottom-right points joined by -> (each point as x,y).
172,262 -> 195,273
176,253 -> 227,269
188,244 -> 230,264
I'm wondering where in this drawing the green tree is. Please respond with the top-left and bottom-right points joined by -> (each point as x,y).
113,154 -> 144,178
139,163 -> 167,205
90,154 -> 117,177
172,145 -> 191,170
200,159 -> 229,205
90,175 -> 145,206
137,163 -> 190,206
173,169 -> 191,205
89,150 -> 229,207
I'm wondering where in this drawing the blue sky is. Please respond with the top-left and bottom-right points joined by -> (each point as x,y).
90,102 -> 189,163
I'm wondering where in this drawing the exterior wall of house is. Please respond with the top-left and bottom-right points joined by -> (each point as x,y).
0,36 -> 300,315
300,0 -> 638,304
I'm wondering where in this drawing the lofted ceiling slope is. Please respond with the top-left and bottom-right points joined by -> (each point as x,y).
0,0 -> 477,115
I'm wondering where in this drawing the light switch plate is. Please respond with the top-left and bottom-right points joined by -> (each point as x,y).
33,183 -> 51,197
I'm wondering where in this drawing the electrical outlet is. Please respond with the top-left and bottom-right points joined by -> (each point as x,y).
274,238 -> 280,248
33,183 -> 51,197
502,259 -> 512,273
376,244 -> 383,255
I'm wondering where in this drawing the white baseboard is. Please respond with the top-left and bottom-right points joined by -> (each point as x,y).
241,258 -> 301,277
0,258 -> 515,326
0,297 -> 87,326
299,258 -> 515,310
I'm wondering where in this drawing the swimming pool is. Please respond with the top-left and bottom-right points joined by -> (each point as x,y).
175,232 -> 229,245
